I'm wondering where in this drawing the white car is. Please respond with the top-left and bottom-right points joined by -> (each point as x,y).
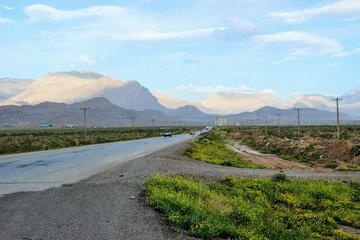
163,131 -> 172,137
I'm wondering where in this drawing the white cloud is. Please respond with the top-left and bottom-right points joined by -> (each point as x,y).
110,28 -> 217,42
269,0 -> 360,23
212,18 -> 259,41
252,31 -> 348,58
152,91 -> 202,109
0,17 -> 13,24
74,55 -> 95,65
176,84 -> 253,94
25,4 -> 127,22
259,89 -> 277,95
166,52 -> 188,58
3,5 -> 13,10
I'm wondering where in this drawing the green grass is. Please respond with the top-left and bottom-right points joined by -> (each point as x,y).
184,131 -> 264,169
338,165 -> 360,171
0,127 -> 198,155
146,174 -> 360,240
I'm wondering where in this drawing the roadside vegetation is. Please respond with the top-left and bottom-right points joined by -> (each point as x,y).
0,127 -> 198,155
224,126 -> 360,171
146,174 -> 360,240
185,130 -> 264,168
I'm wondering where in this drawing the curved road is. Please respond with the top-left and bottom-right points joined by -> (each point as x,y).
0,132 -> 198,196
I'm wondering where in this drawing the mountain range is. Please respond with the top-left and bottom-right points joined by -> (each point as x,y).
0,71 -> 358,126
0,97 -> 179,127
228,106 -> 354,125
156,90 -> 360,117
1,71 -> 165,112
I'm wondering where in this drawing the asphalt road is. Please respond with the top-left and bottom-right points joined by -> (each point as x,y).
0,132 -> 198,196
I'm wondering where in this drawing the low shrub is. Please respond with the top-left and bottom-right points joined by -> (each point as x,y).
147,175 -> 360,240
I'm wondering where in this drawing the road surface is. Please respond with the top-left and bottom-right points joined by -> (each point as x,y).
0,132 -> 198,196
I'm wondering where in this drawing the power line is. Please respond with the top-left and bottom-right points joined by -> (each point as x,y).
80,106 -> 90,140
332,97 -> 343,139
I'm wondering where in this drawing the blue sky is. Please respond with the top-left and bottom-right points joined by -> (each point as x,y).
0,0 -> 359,100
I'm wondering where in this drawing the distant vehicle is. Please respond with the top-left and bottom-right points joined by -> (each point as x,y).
206,126 -> 210,130
39,124 -> 54,129
61,124 -> 77,128
189,132 -> 196,136
163,131 -> 172,137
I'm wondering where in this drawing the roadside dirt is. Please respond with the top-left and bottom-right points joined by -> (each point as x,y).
227,140 -> 332,172
227,130 -> 360,169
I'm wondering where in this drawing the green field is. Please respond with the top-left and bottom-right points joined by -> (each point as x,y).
146,174 -> 360,240
0,127 -> 199,155
185,130 -> 264,169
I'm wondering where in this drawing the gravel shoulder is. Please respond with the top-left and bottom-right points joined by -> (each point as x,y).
0,141 -> 359,240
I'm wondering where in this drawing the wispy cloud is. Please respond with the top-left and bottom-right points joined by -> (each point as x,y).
3,5 -> 13,10
252,31 -> 350,58
25,4 -> 127,22
346,16 -> 360,21
176,84 -> 253,94
182,58 -> 199,64
212,18 -> 259,41
0,17 -> 13,24
269,0 -> 360,23
109,28 -> 218,42
74,55 -> 95,65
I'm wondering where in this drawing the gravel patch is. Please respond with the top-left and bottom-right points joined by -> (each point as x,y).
0,141 -> 359,240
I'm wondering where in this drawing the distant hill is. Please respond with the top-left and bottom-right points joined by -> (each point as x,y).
227,106 -> 354,125
102,80 -> 167,112
0,97 -> 173,127
155,87 -> 360,116
165,105 -> 215,121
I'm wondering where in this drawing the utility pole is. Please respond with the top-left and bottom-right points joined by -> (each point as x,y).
332,97 -> 343,139
151,118 -> 155,129
80,107 -> 90,140
265,116 -> 268,134
276,114 -> 281,134
294,108 -> 302,135
130,116 -> 136,138
123,115 -> 136,138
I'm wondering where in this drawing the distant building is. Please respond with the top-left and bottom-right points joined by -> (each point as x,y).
215,116 -> 228,126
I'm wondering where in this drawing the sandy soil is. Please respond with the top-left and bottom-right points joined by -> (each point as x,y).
227,140 -> 333,172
